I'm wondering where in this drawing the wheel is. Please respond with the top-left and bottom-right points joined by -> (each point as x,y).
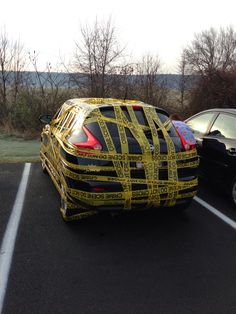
60,183 -> 70,221
230,178 -> 236,207
60,183 -> 77,222
60,182 -> 97,222
41,155 -> 48,174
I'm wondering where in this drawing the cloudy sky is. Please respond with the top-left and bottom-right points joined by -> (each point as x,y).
1,0 -> 236,72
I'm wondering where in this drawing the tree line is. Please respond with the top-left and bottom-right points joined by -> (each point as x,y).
1,20 -> 236,135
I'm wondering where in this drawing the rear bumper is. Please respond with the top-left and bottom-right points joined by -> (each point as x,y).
61,149 -> 199,212
65,176 -> 198,211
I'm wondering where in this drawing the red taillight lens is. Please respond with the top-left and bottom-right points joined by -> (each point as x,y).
175,128 -> 196,151
91,187 -> 106,192
132,105 -> 142,110
73,126 -> 102,152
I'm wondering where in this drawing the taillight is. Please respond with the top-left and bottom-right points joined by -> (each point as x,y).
175,128 -> 196,151
132,105 -> 142,110
73,126 -> 102,152
91,187 -> 106,192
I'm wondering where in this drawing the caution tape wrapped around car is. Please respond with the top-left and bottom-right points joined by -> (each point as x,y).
40,98 -> 199,221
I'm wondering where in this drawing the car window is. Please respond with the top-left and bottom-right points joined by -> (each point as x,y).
57,112 -> 71,132
210,113 -> 236,140
100,107 -> 178,137
51,106 -> 68,130
53,105 -> 67,121
186,112 -> 216,136
53,107 -> 62,120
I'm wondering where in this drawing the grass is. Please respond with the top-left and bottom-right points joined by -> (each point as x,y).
0,132 -> 40,163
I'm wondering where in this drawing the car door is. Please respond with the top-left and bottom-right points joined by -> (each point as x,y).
202,113 -> 236,183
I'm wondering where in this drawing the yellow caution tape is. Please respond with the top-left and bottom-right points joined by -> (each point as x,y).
40,98 -> 199,221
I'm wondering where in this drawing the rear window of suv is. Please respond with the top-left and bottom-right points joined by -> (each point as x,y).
98,106 -> 178,137
68,105 -> 179,154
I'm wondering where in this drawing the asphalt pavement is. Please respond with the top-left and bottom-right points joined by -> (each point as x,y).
1,163 -> 236,314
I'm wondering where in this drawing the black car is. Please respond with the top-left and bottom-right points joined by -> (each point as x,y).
40,98 -> 198,221
186,109 -> 236,206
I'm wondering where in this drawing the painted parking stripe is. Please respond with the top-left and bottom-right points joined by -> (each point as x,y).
194,196 -> 236,230
0,163 -> 31,314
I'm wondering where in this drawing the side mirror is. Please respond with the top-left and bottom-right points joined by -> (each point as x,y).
39,114 -> 52,124
207,129 -> 224,137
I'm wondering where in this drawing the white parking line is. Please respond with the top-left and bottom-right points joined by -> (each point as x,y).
194,196 -> 236,229
0,163 -> 31,314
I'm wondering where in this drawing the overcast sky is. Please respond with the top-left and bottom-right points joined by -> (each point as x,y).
1,0 -> 236,72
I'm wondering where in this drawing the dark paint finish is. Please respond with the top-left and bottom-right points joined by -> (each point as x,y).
41,100 -> 198,217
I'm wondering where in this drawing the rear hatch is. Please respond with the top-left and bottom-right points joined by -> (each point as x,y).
66,104 -> 192,180
68,105 -> 182,156
62,103 -> 198,209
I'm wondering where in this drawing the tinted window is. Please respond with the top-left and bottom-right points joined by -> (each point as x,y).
210,113 -> 236,139
100,108 -> 177,137
53,105 -> 66,121
186,112 -> 216,135
65,112 -> 75,129
57,112 -> 71,131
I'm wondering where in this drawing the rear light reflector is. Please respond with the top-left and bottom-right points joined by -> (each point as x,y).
73,126 -> 103,152
91,187 -> 106,192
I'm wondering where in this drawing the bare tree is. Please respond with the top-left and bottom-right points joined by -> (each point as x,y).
28,51 -> 46,100
72,18 -> 125,97
133,54 -> 168,107
175,49 -> 192,110
184,26 -> 236,111
185,27 -> 236,75
28,51 -> 72,112
10,40 -> 26,103
0,31 -> 11,116
104,63 -> 134,99
0,30 -> 26,122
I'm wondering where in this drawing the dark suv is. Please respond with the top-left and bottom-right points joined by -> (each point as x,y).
40,98 -> 198,221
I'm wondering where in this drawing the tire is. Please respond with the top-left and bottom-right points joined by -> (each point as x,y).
60,183 -> 70,221
60,183 -> 76,222
60,181 -> 97,222
41,155 -> 48,174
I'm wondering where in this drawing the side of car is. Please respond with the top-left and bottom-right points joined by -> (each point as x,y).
40,104 -> 80,216
185,109 -> 236,206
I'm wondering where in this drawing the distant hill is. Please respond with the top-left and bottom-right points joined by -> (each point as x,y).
1,71 -> 195,90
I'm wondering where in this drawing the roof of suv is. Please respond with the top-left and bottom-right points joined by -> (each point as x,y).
66,98 -> 144,107
63,98 -> 169,117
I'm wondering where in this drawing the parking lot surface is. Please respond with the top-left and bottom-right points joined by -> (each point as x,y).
1,163 -> 236,314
